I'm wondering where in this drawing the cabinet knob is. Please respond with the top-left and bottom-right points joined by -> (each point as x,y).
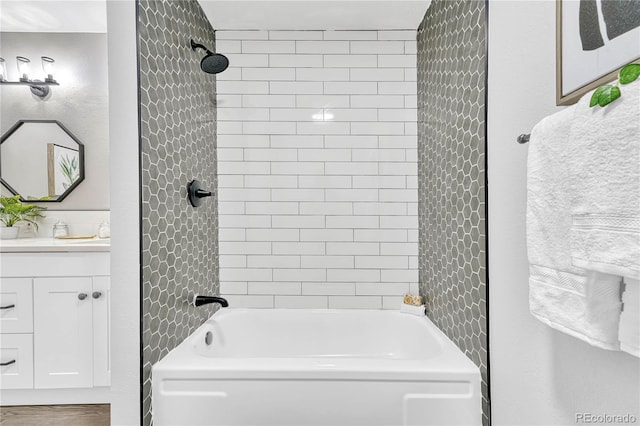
92,291 -> 102,299
0,304 -> 15,310
1,359 -> 16,366
78,293 -> 88,301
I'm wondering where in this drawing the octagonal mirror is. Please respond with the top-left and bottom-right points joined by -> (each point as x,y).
0,120 -> 85,202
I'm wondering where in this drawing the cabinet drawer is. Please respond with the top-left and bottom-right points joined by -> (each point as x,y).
0,278 -> 34,333
1,253 -> 110,277
0,333 -> 34,389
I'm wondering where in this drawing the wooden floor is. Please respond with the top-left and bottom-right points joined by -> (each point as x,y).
0,404 -> 110,426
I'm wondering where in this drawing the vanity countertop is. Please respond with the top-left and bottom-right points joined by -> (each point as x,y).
0,237 -> 110,253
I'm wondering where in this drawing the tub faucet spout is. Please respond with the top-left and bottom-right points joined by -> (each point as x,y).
193,295 -> 229,308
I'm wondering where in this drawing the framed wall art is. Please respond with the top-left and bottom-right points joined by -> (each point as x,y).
556,0 -> 640,105
47,143 -> 80,197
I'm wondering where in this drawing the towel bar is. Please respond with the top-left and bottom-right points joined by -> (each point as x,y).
517,134 -> 530,144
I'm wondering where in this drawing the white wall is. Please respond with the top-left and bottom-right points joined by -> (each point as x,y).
216,30 -> 419,309
106,0 -> 139,424
488,1 -> 640,425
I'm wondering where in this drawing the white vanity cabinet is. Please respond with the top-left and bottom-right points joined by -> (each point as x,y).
0,245 -> 111,404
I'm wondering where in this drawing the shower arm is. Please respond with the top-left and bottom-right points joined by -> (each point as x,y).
190,39 -> 212,54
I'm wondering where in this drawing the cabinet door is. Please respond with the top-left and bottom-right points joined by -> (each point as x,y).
92,277 -> 110,387
0,278 -> 33,334
33,277 -> 93,389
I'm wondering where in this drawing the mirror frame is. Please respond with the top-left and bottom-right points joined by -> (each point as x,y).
0,119 -> 85,202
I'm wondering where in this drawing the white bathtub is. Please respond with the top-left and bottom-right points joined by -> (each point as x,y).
152,309 -> 481,426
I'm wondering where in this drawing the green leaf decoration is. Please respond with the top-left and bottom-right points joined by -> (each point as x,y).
588,61 -> 640,108
590,86 -> 608,107
597,85 -> 621,107
619,63 -> 640,85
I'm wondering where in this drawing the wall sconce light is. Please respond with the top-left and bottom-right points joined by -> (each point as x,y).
0,55 -> 60,99
16,56 -> 31,81
0,58 -> 8,82
41,57 -> 56,83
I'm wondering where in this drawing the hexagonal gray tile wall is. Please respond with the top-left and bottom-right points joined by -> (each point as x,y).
138,1 -> 219,424
417,0 -> 489,425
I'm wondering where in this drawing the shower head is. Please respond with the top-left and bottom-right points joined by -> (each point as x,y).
200,53 -> 229,74
190,39 -> 229,74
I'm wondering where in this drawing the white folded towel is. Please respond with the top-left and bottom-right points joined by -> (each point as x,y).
619,278 -> 640,358
567,79 -> 640,279
527,106 -> 623,350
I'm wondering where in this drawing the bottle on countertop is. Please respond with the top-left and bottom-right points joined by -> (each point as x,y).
98,222 -> 110,239
52,221 -> 69,238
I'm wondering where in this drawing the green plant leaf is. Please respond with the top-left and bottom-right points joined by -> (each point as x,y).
619,63 -> 640,85
597,85 -> 621,107
590,86 -> 608,107
0,195 -> 46,230
59,155 -> 79,185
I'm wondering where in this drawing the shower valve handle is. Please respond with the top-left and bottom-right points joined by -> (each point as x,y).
188,179 -> 214,208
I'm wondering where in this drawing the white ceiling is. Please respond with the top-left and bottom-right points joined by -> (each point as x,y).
0,1 -> 429,34
198,0 -> 431,31
0,0 -> 106,33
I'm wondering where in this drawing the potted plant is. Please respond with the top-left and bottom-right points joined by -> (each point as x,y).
0,195 -> 46,239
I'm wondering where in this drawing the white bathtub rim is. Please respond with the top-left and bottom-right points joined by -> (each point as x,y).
153,308 -> 481,380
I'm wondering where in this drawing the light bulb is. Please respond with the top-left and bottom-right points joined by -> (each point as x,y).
16,56 -> 31,82
41,56 -> 55,82
0,58 -> 7,82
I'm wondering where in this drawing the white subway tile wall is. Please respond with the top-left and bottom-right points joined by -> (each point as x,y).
217,30 -> 418,309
